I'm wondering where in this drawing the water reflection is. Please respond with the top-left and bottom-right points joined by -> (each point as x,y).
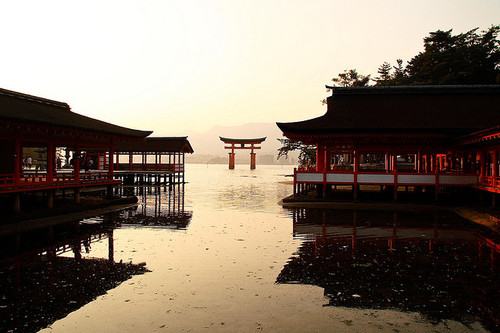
278,209 -> 500,332
0,218 -> 148,333
118,184 -> 193,229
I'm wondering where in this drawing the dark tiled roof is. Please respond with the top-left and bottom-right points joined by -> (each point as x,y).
116,137 -> 194,153
277,85 -> 500,137
219,136 -> 267,144
0,88 -> 152,137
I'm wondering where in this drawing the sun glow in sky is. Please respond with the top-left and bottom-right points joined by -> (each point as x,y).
1,0 -> 499,135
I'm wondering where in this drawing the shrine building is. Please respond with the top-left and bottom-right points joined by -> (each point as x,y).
0,87 -> 153,212
114,136 -> 194,184
277,85 -> 500,203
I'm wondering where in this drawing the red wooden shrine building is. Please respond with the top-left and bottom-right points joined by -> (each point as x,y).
277,85 -> 500,202
114,137 -> 194,184
0,88 -> 193,212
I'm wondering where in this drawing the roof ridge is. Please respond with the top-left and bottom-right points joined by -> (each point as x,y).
0,87 -> 70,109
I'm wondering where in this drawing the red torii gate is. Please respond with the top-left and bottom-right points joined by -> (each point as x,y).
219,137 -> 266,170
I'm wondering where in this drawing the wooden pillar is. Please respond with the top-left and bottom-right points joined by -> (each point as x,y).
250,144 -> 256,170
47,143 -> 55,183
182,153 -> 185,182
435,155 -> 440,201
47,190 -> 54,209
108,230 -> 114,262
14,138 -> 22,184
13,193 -> 21,213
392,154 -> 398,201
74,188 -> 81,204
316,144 -> 325,172
384,153 -> 389,173
352,211 -> 357,254
293,168 -> 297,196
108,148 -> 114,178
479,151 -> 485,180
74,150 -> 81,181
229,144 -> 235,169
129,152 -> 133,170
115,152 -> 120,170
353,150 -> 359,201
492,150 -> 498,179
416,151 -> 421,173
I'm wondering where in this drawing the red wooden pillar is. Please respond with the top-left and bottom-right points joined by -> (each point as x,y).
416,151 -> 421,173
392,154 -> 398,200
250,144 -> 256,170
316,144 -> 325,172
47,143 -> 55,183
108,148 -> 114,178
14,138 -> 22,184
129,152 -> 133,170
353,150 -> 359,201
229,144 -> 235,169
435,153 -> 440,201
115,152 -> 120,170
478,151 -> 485,183
492,150 -> 498,190
74,150 -> 81,181
384,153 -> 389,173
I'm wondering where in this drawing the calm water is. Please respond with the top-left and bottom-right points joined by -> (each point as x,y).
1,164 -> 499,332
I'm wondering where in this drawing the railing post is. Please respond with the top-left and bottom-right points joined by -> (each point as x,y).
393,154 -> 398,201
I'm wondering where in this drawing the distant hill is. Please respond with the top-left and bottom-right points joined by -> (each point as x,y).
185,122 -> 297,165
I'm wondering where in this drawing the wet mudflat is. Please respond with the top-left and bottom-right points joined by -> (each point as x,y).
1,164 -> 499,332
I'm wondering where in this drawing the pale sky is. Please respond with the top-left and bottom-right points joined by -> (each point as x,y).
1,0 -> 499,136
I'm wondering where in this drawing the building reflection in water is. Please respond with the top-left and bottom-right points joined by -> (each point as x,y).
119,184 -> 192,229
277,209 -> 500,332
0,217 -> 148,333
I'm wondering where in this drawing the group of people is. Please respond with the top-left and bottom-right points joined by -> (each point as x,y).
23,154 -> 97,173
70,155 -> 95,172
23,156 -> 64,171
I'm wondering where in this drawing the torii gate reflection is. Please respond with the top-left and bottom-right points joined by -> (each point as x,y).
219,137 -> 266,170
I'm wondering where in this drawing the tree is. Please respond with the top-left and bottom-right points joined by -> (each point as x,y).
277,138 -> 316,167
392,59 -> 407,84
375,62 -> 393,85
404,26 -> 499,84
332,69 -> 371,87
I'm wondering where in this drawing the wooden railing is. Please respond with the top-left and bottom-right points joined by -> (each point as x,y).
294,169 -> 480,187
115,163 -> 184,172
0,171 -> 117,192
480,176 -> 500,188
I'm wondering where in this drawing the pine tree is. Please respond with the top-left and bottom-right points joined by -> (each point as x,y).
375,62 -> 393,85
